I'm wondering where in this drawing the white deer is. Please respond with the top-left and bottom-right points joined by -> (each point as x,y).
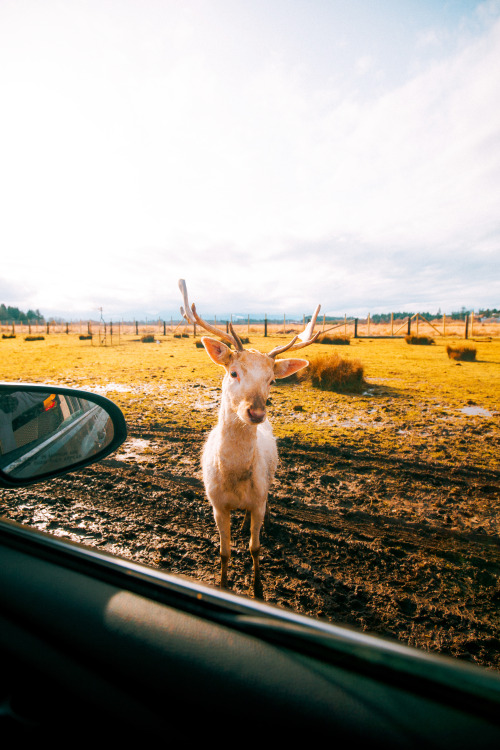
179,279 -> 321,598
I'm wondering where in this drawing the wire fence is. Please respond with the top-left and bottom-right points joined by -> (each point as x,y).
1,312 -> 498,343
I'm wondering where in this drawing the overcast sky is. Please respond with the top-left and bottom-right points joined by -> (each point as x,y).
1,0 -> 499,320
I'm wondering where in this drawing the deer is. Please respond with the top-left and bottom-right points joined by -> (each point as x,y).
179,279 -> 321,598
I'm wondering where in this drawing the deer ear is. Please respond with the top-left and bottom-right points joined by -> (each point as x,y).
273,358 -> 309,379
202,337 -> 233,366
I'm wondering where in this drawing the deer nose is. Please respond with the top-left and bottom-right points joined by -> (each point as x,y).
247,407 -> 266,424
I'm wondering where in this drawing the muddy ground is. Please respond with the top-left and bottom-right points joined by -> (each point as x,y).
2,417 -> 499,673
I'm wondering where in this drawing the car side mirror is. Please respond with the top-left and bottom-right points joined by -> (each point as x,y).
0,383 -> 127,487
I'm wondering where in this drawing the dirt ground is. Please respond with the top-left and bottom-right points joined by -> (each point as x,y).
2,413 -> 499,673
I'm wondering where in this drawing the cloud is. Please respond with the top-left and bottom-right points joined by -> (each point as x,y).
0,2 -> 499,318
0,278 -> 35,308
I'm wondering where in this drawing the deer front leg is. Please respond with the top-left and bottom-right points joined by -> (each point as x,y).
242,501 -> 269,535
251,547 -> 263,599
250,505 -> 266,599
214,507 -> 231,589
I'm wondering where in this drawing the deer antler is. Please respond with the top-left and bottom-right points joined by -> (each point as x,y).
267,304 -> 321,358
178,279 -> 244,351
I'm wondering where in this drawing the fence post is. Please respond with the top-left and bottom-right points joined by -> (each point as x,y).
465,314 -> 469,339
354,318 -> 358,338
391,312 -> 394,337
407,316 -> 411,336
264,314 -> 268,337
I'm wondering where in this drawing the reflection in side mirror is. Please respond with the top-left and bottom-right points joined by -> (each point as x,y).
0,384 -> 127,486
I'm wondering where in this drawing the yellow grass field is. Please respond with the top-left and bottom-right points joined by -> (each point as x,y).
2,330 -> 500,670
1,329 -> 498,471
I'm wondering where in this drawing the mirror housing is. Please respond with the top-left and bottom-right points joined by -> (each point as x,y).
0,383 -> 127,487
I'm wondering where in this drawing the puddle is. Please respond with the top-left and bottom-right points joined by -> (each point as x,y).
114,438 -> 151,461
460,406 -> 493,417
89,383 -> 133,394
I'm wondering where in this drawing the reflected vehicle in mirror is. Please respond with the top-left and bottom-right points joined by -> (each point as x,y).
0,383 -> 127,486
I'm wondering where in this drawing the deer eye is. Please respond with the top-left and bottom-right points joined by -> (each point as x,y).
230,371 -> 238,378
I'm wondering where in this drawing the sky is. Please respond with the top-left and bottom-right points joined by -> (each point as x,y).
1,0 -> 499,321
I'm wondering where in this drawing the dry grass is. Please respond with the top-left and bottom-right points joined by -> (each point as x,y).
405,335 -> 435,346
318,333 -> 350,345
447,343 -> 477,361
295,351 -> 365,392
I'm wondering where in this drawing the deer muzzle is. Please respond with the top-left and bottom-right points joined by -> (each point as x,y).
247,407 -> 266,424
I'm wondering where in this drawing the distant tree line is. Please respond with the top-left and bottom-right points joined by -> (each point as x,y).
0,304 -> 44,323
477,308 -> 499,318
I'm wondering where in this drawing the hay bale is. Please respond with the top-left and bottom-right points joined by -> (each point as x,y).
447,344 -> 477,361
282,352 -> 365,392
308,352 -> 365,391
318,333 -> 350,345
405,335 -> 434,345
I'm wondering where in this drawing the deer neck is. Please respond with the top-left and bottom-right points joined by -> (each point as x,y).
216,394 -> 258,472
